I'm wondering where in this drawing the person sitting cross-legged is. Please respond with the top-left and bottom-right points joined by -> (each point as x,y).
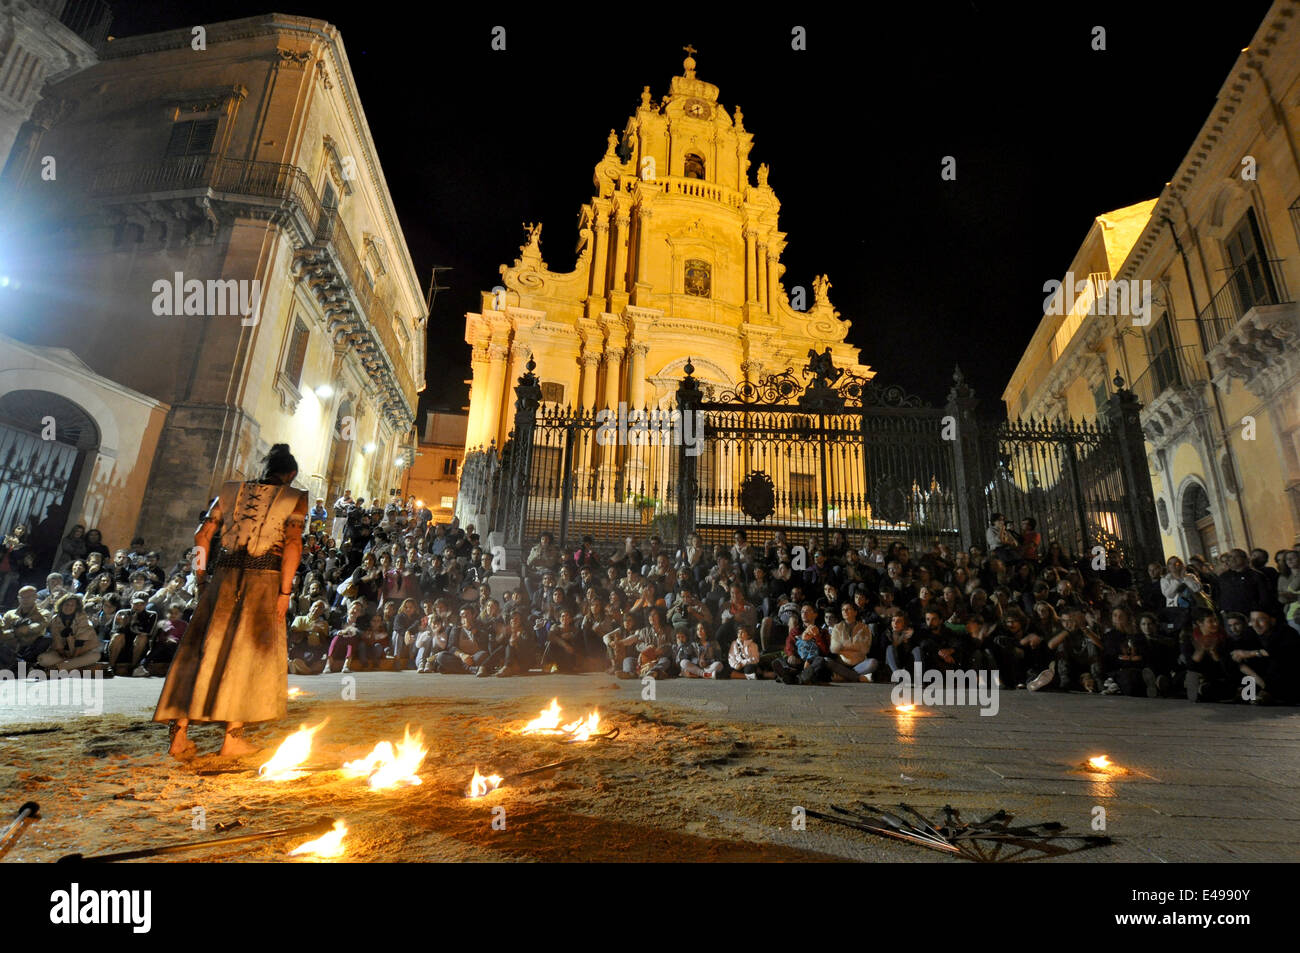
678,621 -> 726,678
772,606 -> 831,685
825,600 -> 876,683
37,592 -> 101,673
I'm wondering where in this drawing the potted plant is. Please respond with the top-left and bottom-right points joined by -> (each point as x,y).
628,492 -> 660,525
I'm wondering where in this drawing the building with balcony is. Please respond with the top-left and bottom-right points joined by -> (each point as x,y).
462,50 -> 874,459
1003,0 -> 1300,558
0,14 -> 425,557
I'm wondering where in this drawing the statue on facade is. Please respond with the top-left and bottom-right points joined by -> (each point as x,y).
757,163 -> 769,187
812,273 -> 831,306
641,86 -> 652,107
804,347 -> 842,387
734,104 -> 744,130
523,222 -> 542,248
606,129 -> 619,155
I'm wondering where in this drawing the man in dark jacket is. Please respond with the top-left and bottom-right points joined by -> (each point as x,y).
1218,549 -> 1273,615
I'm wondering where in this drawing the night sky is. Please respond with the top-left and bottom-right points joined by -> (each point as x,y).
106,2 -> 1275,413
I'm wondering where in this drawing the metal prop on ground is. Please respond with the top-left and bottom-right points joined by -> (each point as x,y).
804,808 -> 961,855
0,801 -> 39,858
506,759 -> 579,780
57,817 -> 337,863
815,802 -> 1113,861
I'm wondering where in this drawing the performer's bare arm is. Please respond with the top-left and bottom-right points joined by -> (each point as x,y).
193,496 -> 223,583
278,495 -> 309,616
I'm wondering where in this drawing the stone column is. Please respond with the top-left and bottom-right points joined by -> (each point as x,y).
612,211 -> 631,293
481,344 -> 509,452
744,228 -> 757,302
756,241 -> 768,311
590,212 -> 610,298
466,342 -> 492,450
577,352 -> 600,496
766,249 -> 779,314
635,208 -> 653,291
624,342 -> 650,497
598,345 -> 624,501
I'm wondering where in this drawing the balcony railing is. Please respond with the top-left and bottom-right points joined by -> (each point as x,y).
1131,344 -> 1208,408
1198,258 -> 1291,352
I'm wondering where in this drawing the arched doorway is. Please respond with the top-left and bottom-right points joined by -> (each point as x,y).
0,390 -> 100,571
1180,482 -> 1217,559
325,396 -> 355,502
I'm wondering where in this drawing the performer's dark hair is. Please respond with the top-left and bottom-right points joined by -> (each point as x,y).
263,443 -> 298,478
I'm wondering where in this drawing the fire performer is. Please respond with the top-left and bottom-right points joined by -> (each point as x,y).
155,444 -> 308,759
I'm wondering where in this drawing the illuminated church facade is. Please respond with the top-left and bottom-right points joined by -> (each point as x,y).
462,50 -> 873,454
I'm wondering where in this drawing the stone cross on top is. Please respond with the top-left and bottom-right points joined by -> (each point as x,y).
682,44 -> 697,77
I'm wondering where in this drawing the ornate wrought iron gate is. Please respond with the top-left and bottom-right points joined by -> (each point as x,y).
467,357 -> 1162,571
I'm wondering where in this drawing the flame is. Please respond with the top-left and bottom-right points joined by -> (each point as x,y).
341,726 -> 427,790
259,721 -> 327,781
895,704 -> 916,713
468,767 -> 503,798
1088,755 -> 1113,770
521,698 -> 563,734
561,709 -> 601,742
289,820 -> 348,858
520,699 -> 601,740
287,687 -> 310,699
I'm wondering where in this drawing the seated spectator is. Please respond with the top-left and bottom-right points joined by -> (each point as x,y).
679,620 -> 725,679
1031,607 -> 1103,693
289,599 -> 331,674
772,608 -> 831,685
636,607 -> 678,679
494,610 -> 538,677
1182,609 -> 1232,702
37,593 -> 101,673
542,609 -> 584,673
323,602 -> 367,674
138,603 -> 187,676
826,600 -> 875,683
1233,608 -> 1300,705
728,624 -> 763,679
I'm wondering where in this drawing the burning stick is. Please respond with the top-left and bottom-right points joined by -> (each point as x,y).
0,801 -> 39,859
465,759 -> 580,797
57,817 -> 338,863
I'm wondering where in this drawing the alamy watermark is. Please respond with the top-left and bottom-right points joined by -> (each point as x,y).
594,402 -> 703,456
151,272 -> 261,324
0,663 -> 104,715
890,662 -> 999,716
1043,271 -> 1151,326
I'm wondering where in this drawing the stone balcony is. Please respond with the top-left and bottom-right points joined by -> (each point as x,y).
1198,258 -> 1300,399
1133,345 -> 1210,452
1204,301 -> 1300,399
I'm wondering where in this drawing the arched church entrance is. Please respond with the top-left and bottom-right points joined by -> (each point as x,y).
1180,482 -> 1217,559
0,390 -> 100,573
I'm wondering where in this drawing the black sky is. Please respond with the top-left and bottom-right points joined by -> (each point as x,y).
106,2 -> 1276,413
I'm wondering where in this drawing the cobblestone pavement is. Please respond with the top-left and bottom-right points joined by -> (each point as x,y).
3,671 -> 1298,861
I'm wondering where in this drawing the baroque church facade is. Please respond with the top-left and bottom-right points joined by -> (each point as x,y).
463,51 -> 873,455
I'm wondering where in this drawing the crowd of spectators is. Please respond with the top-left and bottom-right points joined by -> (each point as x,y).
3,501 -> 1298,706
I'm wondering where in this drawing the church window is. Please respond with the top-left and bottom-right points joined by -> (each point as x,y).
685,259 -> 711,298
684,153 -> 705,179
